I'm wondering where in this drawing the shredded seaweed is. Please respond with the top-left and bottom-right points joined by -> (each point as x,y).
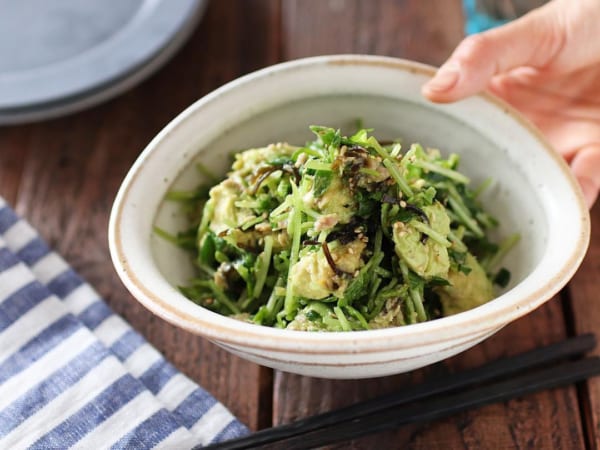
156,126 -> 518,331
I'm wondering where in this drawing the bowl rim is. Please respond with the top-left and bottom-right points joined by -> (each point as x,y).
109,54 -> 590,354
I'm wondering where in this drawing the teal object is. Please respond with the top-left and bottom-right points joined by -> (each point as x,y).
463,0 -> 510,34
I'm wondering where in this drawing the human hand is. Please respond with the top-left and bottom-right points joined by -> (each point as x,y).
422,0 -> 600,208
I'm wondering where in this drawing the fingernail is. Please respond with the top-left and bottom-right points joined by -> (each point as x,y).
578,176 -> 599,209
425,62 -> 461,92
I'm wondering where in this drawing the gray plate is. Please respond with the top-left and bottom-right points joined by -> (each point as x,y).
0,0 -> 207,122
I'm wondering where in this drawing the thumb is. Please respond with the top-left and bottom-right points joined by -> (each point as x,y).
422,2 -> 564,103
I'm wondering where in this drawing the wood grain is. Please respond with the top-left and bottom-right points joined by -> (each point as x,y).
0,129 -> 29,206
0,0 -> 281,431
567,201 -> 600,449
281,0 -> 464,66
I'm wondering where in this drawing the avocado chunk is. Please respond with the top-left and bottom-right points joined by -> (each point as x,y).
392,201 -> 451,279
204,143 -> 297,250
231,143 -> 295,175
289,239 -> 366,300
315,176 -> 356,224
207,179 -> 250,234
436,253 -> 494,315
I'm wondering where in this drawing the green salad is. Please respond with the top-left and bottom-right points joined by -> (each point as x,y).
156,126 -> 519,331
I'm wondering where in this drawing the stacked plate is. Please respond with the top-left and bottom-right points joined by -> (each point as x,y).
0,0 -> 208,124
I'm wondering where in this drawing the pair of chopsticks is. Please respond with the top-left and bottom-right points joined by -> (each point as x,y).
202,334 -> 599,450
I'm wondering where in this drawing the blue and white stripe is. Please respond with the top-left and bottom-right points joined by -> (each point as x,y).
0,198 -> 248,449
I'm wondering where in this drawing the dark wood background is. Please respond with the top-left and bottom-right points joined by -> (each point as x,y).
1,1 -> 599,448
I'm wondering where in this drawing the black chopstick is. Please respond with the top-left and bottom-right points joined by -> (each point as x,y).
201,333 -> 595,450
273,356 -> 600,449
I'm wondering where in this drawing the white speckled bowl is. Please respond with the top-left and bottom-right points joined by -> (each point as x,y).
109,55 -> 590,379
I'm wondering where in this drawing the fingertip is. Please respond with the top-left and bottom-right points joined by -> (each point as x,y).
421,61 -> 466,103
424,61 -> 460,91
422,44 -> 496,103
577,176 -> 599,209
571,144 -> 600,209
421,84 -> 459,103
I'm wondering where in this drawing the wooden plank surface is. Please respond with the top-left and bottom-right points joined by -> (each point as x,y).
0,129 -> 28,206
282,0 -> 464,65
568,201 -> 600,449
0,0 -> 280,431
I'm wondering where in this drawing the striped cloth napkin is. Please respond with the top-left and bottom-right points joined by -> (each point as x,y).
0,197 -> 248,449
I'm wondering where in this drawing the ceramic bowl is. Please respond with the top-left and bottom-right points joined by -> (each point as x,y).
109,55 -> 590,379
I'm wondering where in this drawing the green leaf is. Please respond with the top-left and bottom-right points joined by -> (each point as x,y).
305,309 -> 321,321
458,265 -> 472,275
406,269 -> 425,290
273,251 -> 290,274
428,276 -> 451,287
348,128 -> 373,146
309,126 -> 342,148
313,170 -> 333,197
256,195 -> 279,213
342,251 -> 384,307
341,270 -> 370,306
198,232 -> 216,266
391,208 -> 418,223
493,267 -> 511,288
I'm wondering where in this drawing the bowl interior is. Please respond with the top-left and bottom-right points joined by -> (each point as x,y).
152,93 -> 545,295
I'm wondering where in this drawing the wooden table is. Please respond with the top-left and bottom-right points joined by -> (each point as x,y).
2,1 -> 599,448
